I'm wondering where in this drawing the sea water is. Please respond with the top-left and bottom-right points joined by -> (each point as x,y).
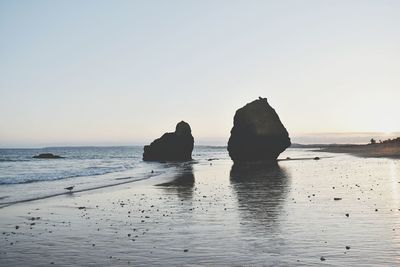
0,146 -> 227,205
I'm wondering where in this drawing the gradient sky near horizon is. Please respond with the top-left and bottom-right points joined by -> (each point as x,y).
1,0 -> 399,147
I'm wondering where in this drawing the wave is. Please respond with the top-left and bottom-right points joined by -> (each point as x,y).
0,164 -> 136,185
0,158 -> 31,162
0,171 -> 162,208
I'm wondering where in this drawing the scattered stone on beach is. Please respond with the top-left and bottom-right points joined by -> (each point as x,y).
346,246 -> 351,250
143,121 -> 194,161
345,213 -> 349,217
33,153 -> 63,159
314,157 -> 320,160
183,249 -> 188,252
334,197 -> 342,201
227,97 -> 291,163
320,256 -> 326,261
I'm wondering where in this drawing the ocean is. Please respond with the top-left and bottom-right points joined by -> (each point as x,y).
0,146 -> 228,205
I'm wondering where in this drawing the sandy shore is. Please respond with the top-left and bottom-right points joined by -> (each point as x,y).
1,152 -> 400,266
315,143 -> 400,158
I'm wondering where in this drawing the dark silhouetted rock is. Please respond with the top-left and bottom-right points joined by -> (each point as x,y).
228,97 -> 291,163
143,121 -> 194,161
33,153 -> 63,159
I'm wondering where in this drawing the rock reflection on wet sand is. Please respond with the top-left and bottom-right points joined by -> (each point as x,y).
230,163 -> 289,229
156,163 -> 195,200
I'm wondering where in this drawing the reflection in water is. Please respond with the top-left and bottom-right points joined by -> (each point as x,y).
230,163 -> 290,230
156,163 -> 195,200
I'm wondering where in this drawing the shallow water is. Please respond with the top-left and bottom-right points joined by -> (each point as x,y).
0,146 -> 182,205
1,148 -> 400,266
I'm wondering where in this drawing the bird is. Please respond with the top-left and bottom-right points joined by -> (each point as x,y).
64,186 -> 74,193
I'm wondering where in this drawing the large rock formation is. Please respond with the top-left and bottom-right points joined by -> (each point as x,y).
143,121 -> 194,161
228,97 -> 291,163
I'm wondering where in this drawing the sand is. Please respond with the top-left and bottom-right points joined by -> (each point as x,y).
316,143 -> 400,158
1,152 -> 400,266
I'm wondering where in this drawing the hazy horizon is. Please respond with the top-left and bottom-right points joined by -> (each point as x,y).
1,131 -> 399,149
1,1 -> 399,147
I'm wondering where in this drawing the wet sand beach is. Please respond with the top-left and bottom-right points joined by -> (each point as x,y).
1,149 -> 400,266
316,143 -> 400,159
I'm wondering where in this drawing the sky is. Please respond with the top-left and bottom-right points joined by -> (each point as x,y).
0,0 -> 399,147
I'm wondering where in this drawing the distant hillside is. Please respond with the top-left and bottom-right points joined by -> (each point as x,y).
290,143 -> 357,148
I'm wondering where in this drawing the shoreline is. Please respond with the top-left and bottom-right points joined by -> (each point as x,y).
0,156 -> 324,209
314,143 -> 400,159
0,171 -> 168,209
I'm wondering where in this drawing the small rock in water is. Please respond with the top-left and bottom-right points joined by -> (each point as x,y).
183,249 -> 188,252
320,256 -> 326,261
33,153 -> 63,159
345,213 -> 349,217
334,197 -> 342,201
314,157 -> 320,160
346,246 -> 351,250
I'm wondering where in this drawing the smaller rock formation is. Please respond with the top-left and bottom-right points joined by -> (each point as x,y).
228,97 -> 291,163
33,153 -> 63,159
143,121 -> 194,161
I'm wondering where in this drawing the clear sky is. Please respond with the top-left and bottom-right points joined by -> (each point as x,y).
0,0 -> 399,147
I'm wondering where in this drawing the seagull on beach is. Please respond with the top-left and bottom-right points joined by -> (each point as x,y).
65,186 -> 74,193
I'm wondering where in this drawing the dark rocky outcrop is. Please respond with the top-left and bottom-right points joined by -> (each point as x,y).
33,153 -> 63,159
143,121 -> 194,161
228,97 -> 291,163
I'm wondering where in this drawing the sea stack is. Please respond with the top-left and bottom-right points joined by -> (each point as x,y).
228,97 -> 291,163
143,121 -> 194,161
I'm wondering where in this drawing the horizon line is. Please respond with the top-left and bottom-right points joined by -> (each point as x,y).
1,131 -> 399,149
